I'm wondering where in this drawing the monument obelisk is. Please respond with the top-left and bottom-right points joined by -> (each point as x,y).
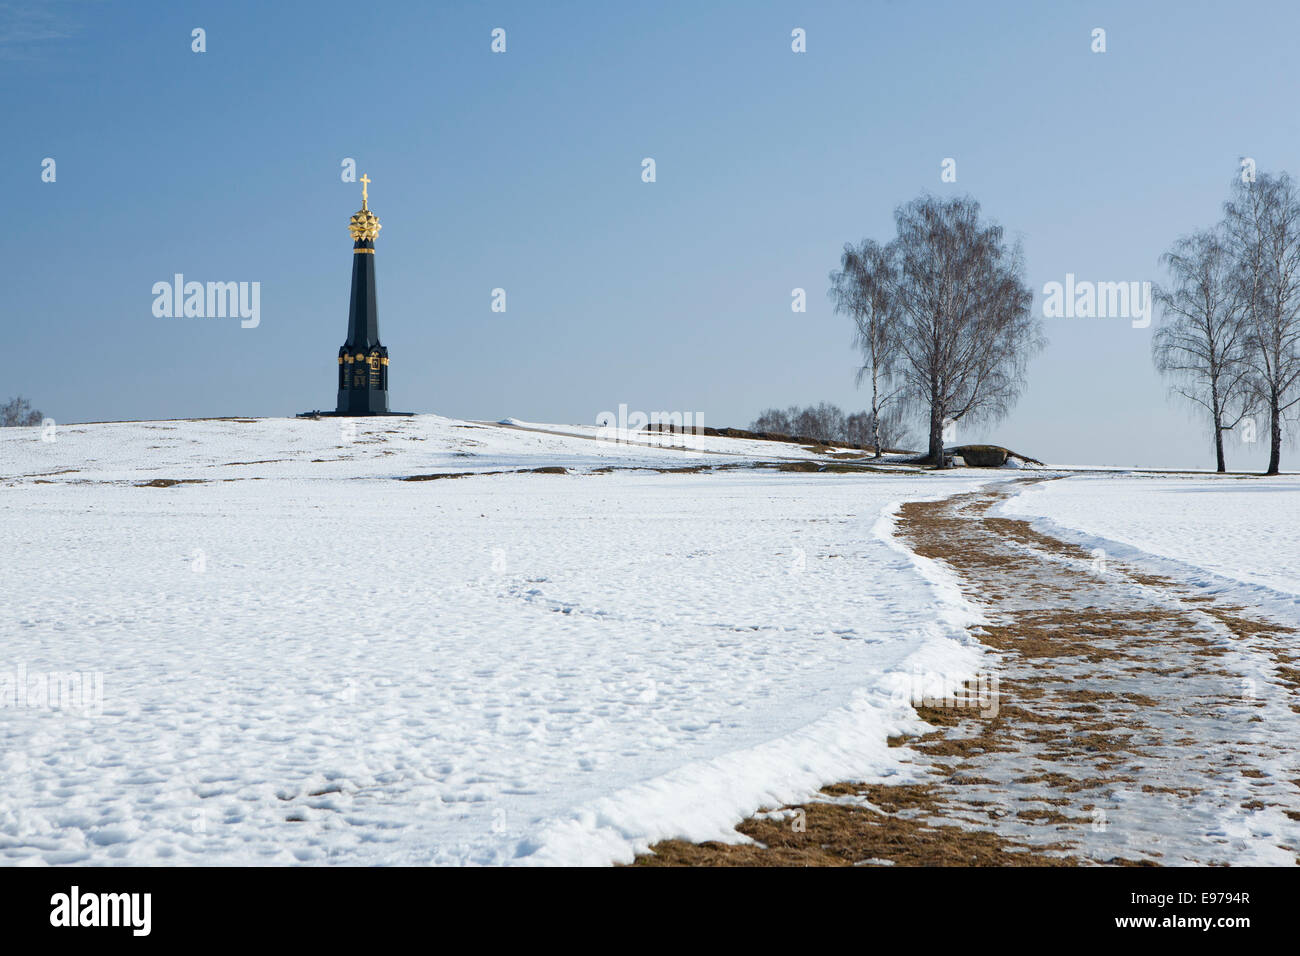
335,174 -> 391,414
300,175 -> 411,418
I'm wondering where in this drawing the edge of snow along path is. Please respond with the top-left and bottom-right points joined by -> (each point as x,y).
514,488 -> 998,867
995,484 -> 1300,633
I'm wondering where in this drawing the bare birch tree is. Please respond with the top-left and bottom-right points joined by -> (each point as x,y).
1223,172 -> 1300,475
1152,228 -> 1252,472
830,239 -> 902,457
884,195 -> 1040,467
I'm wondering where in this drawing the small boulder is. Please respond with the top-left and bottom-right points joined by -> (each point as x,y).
948,444 -> 1009,468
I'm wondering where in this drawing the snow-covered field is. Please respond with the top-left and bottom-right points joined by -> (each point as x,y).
5,418 -> 1297,866
1002,474 -> 1300,628
0,415 -> 998,865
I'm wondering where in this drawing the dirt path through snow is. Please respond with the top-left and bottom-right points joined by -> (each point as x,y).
635,478 -> 1300,866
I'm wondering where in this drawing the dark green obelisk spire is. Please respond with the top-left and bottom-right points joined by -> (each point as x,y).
336,174 -> 390,414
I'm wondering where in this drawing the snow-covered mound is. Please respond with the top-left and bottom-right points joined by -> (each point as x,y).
0,414 -> 904,488
0,415 -> 999,865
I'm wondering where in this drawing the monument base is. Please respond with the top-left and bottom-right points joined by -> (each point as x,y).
297,410 -> 416,418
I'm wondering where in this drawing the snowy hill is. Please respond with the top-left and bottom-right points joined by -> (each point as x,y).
3,415 -> 1297,866
0,415 -> 998,865
0,414 -> 910,486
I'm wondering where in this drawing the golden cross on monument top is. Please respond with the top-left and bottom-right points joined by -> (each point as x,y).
360,173 -> 370,208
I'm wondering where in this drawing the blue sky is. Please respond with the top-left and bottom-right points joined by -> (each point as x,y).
5,0 -> 1298,468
